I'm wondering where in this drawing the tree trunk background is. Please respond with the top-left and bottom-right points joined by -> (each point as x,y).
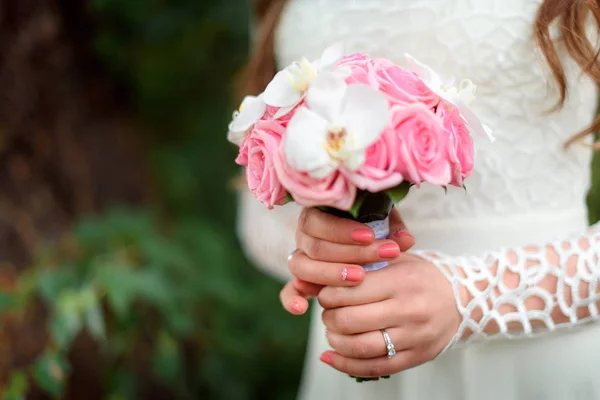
0,0 -> 152,397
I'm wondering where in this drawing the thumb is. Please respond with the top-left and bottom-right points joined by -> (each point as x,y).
387,207 -> 415,252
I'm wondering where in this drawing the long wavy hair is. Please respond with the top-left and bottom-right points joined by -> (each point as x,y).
238,0 -> 600,148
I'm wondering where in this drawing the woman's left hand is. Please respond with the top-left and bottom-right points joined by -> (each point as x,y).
317,253 -> 465,378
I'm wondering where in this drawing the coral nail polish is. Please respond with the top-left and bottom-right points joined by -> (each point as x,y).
320,352 -> 334,366
351,229 -> 374,244
379,243 -> 400,259
291,301 -> 302,314
342,267 -> 364,282
393,228 -> 412,238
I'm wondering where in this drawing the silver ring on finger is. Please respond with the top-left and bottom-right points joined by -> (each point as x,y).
381,329 -> 396,358
287,248 -> 301,263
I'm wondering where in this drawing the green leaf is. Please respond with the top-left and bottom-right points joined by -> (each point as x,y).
348,192 -> 367,219
3,371 -> 28,400
37,269 -> 79,304
283,193 -> 293,204
151,331 -> 182,385
385,182 -> 412,204
96,265 -> 172,318
32,352 -> 69,399
85,304 -> 106,341
80,288 -> 106,341
51,290 -> 83,350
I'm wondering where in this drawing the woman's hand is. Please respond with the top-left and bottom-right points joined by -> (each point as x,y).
317,253 -> 463,378
280,207 -> 415,315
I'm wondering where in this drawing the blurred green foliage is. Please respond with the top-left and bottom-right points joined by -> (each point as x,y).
1,1 -> 308,399
1,1 -> 600,399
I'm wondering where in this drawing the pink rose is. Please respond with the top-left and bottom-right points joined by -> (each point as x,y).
438,103 -> 474,186
338,55 -> 439,109
273,148 -> 357,211
393,103 -> 452,186
235,120 -> 288,209
372,59 -> 439,107
339,53 -> 380,87
338,53 -> 371,65
346,125 -> 404,192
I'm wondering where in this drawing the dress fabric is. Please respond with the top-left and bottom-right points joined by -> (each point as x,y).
236,0 -> 600,399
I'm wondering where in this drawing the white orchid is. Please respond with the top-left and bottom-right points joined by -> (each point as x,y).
227,95 -> 266,146
284,74 -> 389,179
262,42 -> 349,117
403,53 -> 495,142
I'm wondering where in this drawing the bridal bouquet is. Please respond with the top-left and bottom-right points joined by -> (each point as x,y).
228,43 -> 492,271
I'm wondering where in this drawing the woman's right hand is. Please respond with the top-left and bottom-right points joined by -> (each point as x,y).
280,207 -> 415,315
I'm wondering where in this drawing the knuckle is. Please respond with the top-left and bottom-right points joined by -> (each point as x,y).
333,311 -> 351,334
323,223 -> 337,241
357,245 -> 375,263
317,292 -> 328,309
318,286 -> 342,309
317,289 -> 333,308
351,339 -> 370,358
321,309 -> 332,328
305,237 -> 322,258
325,331 -> 336,349
298,208 -> 311,233
287,255 -> 301,276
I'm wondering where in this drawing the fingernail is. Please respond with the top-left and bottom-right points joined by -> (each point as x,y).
341,267 -> 364,282
291,301 -> 302,314
351,229 -> 374,244
379,243 -> 400,259
392,228 -> 412,238
320,352 -> 334,366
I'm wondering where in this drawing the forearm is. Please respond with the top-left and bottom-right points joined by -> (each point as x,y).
414,223 -> 600,344
237,189 -> 300,282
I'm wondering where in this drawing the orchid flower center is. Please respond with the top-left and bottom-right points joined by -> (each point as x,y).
324,127 -> 349,159
285,58 -> 317,92
232,102 -> 245,120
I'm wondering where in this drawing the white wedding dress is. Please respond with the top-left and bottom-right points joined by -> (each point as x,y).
237,0 -> 600,399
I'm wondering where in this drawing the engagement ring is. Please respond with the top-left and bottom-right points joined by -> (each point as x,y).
381,329 -> 396,358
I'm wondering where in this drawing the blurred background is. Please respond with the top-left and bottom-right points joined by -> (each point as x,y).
0,1 -> 599,400
0,1 -> 307,399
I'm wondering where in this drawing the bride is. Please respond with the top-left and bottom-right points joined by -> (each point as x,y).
236,0 -> 600,399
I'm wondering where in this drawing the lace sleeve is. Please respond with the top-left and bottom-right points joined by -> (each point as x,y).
237,189 -> 300,283
411,222 -> 600,348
